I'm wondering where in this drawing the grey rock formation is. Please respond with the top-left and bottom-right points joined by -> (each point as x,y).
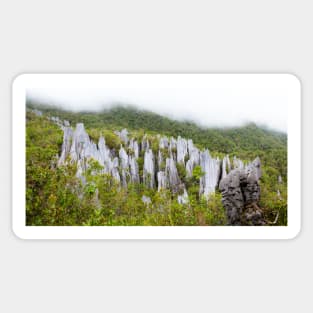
50,116 -> 63,127
76,159 -> 86,184
157,171 -> 167,191
221,155 -> 231,180
157,150 -> 163,171
169,137 -> 177,151
142,195 -> 152,206
58,122 -> 124,184
129,155 -> 140,184
54,118 -> 262,220
98,136 -> 112,173
187,140 -> 200,164
278,175 -> 283,184
58,126 -> 73,165
186,160 -> 193,178
119,146 -> 129,187
143,149 -> 155,188
111,157 -> 121,183
177,189 -> 189,205
219,158 -> 264,225
277,175 -> 283,200
246,156 -> 261,180
277,189 -> 282,200
129,139 -> 139,159
199,150 -> 221,198
186,139 -> 200,177
33,109 -> 43,116
141,136 -> 150,152
165,156 -> 180,190
177,136 -> 188,164
159,136 -> 169,149
233,156 -> 244,170
116,129 -> 129,144
70,123 -> 91,162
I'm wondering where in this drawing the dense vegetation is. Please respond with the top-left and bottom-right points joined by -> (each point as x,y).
26,102 -> 287,226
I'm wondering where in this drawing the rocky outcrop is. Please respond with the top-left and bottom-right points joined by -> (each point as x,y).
165,156 -> 180,191
129,139 -> 139,159
177,189 -> 189,205
141,136 -> 150,152
219,157 -> 264,226
50,115 -> 263,212
186,139 -> 200,177
199,150 -> 221,198
98,136 -> 112,174
111,157 -> 121,183
157,171 -> 167,191
221,155 -> 231,180
141,195 -> 152,206
69,123 -> 91,162
159,136 -> 169,149
119,146 -> 130,187
129,155 -> 140,184
58,126 -> 73,165
115,128 -> 129,144
177,136 -> 188,164
143,149 -> 155,188
233,156 -> 244,170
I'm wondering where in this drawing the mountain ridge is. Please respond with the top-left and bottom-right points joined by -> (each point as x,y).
26,103 -> 287,148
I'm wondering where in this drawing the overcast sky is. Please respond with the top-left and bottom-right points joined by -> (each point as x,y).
27,87 -> 288,132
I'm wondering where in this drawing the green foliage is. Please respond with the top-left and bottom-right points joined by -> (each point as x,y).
102,130 -> 121,150
259,169 -> 288,226
26,103 -> 288,226
176,162 -> 187,182
84,182 -> 97,196
26,112 -> 97,225
192,165 -> 205,180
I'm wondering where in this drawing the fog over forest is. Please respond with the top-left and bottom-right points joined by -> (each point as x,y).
27,87 -> 288,132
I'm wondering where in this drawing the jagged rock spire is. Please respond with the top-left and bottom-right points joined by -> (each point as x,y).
186,139 -> 200,177
159,136 -> 169,149
165,156 -> 180,190
111,157 -> 120,183
219,157 -> 263,225
58,126 -> 73,165
157,171 -> 167,191
115,128 -> 129,144
129,155 -> 140,184
221,155 -> 231,180
177,136 -> 188,164
119,146 -> 129,187
199,150 -> 221,198
143,149 -> 155,188
233,156 -> 244,170
70,123 -> 91,162
54,118 -> 252,202
141,135 -> 150,152
129,139 -> 139,159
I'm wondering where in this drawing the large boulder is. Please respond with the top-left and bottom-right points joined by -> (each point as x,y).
219,157 -> 265,226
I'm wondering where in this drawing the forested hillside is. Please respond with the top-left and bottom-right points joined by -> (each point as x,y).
26,102 -> 287,226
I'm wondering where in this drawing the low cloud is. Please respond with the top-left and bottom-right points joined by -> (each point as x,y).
27,87 -> 288,132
